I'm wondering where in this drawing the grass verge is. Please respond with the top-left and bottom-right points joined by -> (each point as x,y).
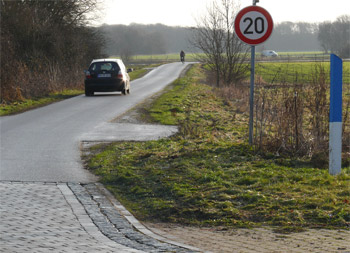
0,89 -> 83,116
127,64 -> 161,81
84,64 -> 350,233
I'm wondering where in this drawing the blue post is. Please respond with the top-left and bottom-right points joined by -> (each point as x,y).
329,54 -> 343,175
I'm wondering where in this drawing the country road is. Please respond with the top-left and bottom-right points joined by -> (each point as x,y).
0,62 -> 191,183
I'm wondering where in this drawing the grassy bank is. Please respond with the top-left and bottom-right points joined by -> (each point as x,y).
0,89 -> 83,116
85,64 -> 350,232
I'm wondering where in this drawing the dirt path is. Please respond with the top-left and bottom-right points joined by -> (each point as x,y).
144,222 -> 350,253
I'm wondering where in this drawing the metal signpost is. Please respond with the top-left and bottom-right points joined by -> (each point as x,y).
234,1 -> 273,145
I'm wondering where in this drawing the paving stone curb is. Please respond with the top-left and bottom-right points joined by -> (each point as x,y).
68,182 -> 200,253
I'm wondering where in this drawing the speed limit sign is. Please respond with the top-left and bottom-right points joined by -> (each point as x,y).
235,4 -> 274,145
234,6 -> 273,45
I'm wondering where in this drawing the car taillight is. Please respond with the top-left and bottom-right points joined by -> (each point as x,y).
85,71 -> 92,79
117,70 -> 123,79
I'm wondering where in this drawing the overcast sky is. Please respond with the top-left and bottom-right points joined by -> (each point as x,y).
96,0 -> 349,27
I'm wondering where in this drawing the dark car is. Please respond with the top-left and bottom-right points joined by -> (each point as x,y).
84,59 -> 130,96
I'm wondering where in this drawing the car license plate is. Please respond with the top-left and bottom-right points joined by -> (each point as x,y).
98,73 -> 111,78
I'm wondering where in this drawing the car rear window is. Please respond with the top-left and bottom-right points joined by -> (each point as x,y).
89,62 -> 120,72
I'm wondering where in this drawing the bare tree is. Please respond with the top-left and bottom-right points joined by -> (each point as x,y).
318,15 -> 350,58
190,0 -> 249,87
120,46 -> 133,64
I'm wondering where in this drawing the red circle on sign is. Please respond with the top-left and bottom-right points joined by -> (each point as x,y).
234,6 -> 273,45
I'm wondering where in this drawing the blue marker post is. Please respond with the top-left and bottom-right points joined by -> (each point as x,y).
329,54 -> 343,175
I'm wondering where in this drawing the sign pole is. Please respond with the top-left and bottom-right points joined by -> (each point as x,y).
329,54 -> 343,175
249,45 -> 255,145
248,0 -> 258,145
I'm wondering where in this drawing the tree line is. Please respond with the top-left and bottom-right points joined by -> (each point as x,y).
99,23 -> 194,57
1,0 -> 104,102
100,17 -> 349,58
257,21 -> 319,52
99,17 -> 349,60
318,15 -> 350,58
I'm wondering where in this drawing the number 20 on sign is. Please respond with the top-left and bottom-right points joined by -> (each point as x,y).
234,6 -> 273,45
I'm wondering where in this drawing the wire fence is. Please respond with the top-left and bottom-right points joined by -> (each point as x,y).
219,61 -> 350,166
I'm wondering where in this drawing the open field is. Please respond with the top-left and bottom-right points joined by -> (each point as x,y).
130,54 -> 198,62
85,64 -> 350,233
120,51 -> 341,64
256,61 -> 350,84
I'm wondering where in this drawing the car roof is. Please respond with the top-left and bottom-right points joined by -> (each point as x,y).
90,58 -> 123,65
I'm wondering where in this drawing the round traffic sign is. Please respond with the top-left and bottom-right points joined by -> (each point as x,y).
234,6 -> 273,45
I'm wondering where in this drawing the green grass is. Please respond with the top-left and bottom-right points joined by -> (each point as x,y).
85,64 -> 350,232
0,89 -> 83,116
127,64 -> 161,81
128,68 -> 149,81
256,62 -> 350,84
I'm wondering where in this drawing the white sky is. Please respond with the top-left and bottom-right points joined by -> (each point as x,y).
97,0 -> 349,27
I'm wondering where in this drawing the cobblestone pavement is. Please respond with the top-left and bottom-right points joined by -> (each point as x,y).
0,182 -> 195,253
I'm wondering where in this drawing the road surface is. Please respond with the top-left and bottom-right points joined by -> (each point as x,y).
0,62 -> 191,182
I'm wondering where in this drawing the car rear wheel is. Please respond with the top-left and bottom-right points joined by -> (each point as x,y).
121,83 -> 128,95
85,89 -> 94,96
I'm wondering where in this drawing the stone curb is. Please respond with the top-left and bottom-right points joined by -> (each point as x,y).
94,183 -> 206,253
69,182 -> 201,252
58,183 -> 141,252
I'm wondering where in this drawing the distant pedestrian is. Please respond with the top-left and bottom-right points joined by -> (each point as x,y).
180,50 -> 185,63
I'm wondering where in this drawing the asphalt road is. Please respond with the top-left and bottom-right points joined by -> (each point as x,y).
0,62 -> 191,183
